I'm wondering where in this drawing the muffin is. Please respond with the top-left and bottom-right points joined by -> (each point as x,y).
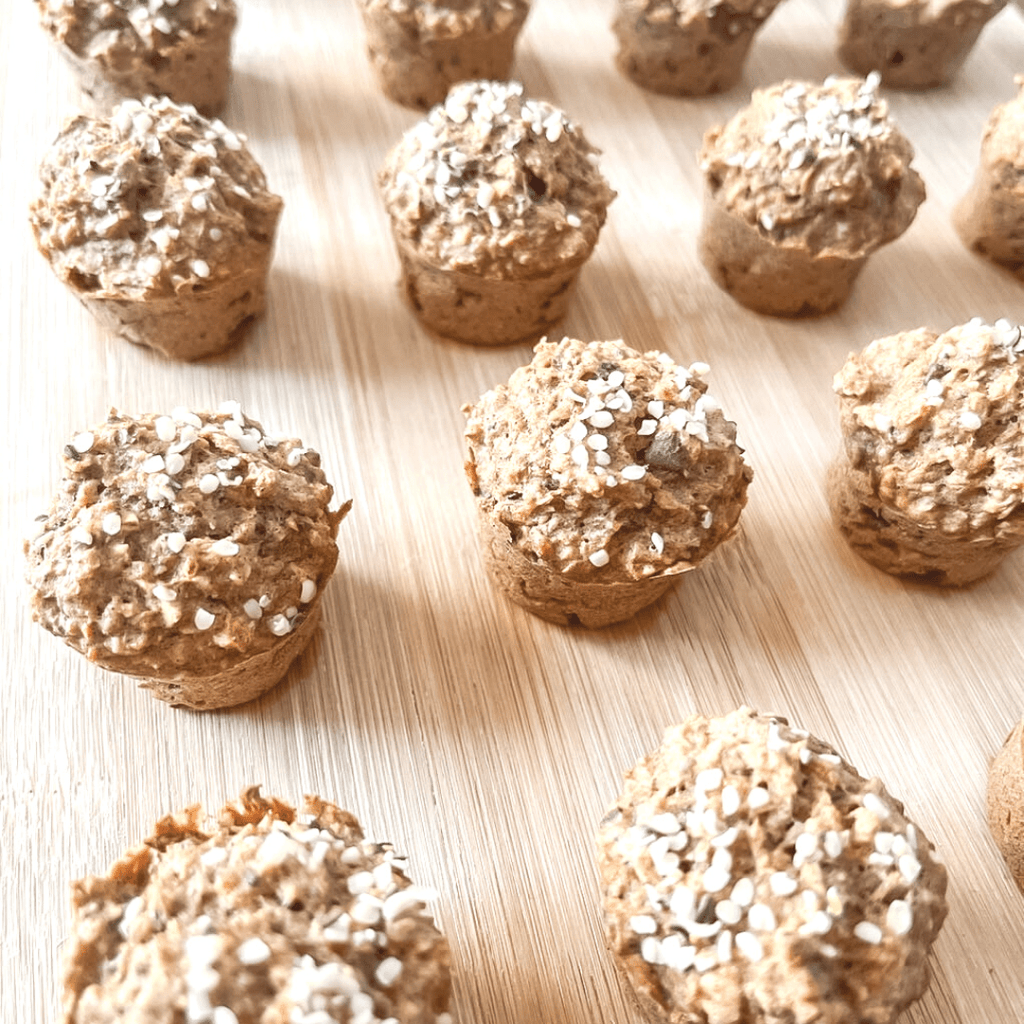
62,787 -> 452,1024
612,0 -> 785,97
378,79 -> 616,347
829,319 -> 1024,586
838,0 -> 1007,90
955,78 -> 1024,274
29,95 -> 283,361
463,337 -> 753,627
35,0 -> 237,116
698,75 -> 925,317
597,707 -> 949,1024
988,717 -> 1024,893
25,403 -> 350,709
358,0 -> 530,110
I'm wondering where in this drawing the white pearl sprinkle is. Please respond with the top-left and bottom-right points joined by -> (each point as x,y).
194,608 -> 215,631
72,432 -> 95,454
199,474 -> 220,495
167,532 -> 187,553
71,526 -> 93,546
269,614 -> 292,636
210,538 -> 240,556
854,921 -> 883,945
102,513 -> 122,535
243,599 -> 263,620
300,579 -> 316,603
589,549 -> 610,567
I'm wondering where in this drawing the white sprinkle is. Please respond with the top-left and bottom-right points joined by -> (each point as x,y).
715,899 -> 743,925
651,532 -> 664,555
620,464 -> 646,481
720,785 -> 740,817
236,937 -> 271,965
194,608 -> 215,631
71,526 -> 93,546
269,614 -> 292,636
638,419 -> 658,436
142,454 -> 165,473
155,416 -> 176,442
960,411 -> 982,431
192,259 -> 211,279
646,812 -> 682,835
569,420 -> 588,443
801,911 -> 833,936
647,400 -> 665,418
735,931 -> 763,963
165,452 -> 186,476
586,434 -> 609,451
898,854 -> 922,884
375,957 -> 403,987
886,899 -> 913,936
589,410 -> 615,429
300,579 -> 316,603
211,1008 -> 238,1024
730,878 -> 755,907
747,903 -> 776,932
167,532 -> 187,553
702,864 -> 730,893
566,213 -> 582,228
854,921 -> 883,945
769,872 -> 798,897
571,444 -> 589,468
824,831 -> 845,859
553,434 -> 572,455
862,793 -> 890,820
72,431 -> 95,453
211,538 -> 240,557
589,549 -> 610,568
244,599 -> 263,620
696,768 -> 724,792
640,936 -> 662,964
153,585 -> 177,602
199,474 -> 220,495
102,513 -> 122,535
747,787 -> 770,810
630,915 -> 658,935
142,255 -> 164,277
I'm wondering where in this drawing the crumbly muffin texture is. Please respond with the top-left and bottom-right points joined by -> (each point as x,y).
834,319 -> 1024,539
30,96 -> 281,308
464,337 -> 752,583
359,0 -> 527,40
700,75 -> 924,258
378,80 -> 616,279
621,0 -> 781,29
26,403 -> 348,679
597,708 -> 948,1024
62,788 -> 452,1024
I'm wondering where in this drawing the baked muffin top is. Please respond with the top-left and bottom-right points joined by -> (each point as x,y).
618,0 -> 782,27
464,337 -> 752,582
597,707 -> 948,1024
378,80 -> 616,279
359,0 -> 528,39
26,403 -> 348,678
30,96 -> 282,301
834,318 -> 1024,537
62,788 -> 452,1024
700,75 -> 925,258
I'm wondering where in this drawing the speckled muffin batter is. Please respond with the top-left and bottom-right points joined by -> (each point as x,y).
612,0 -> 785,97
838,0 -> 1007,90
25,403 -> 350,708
378,80 -> 616,346
597,707 -> 948,1024
36,0 -> 237,115
463,337 -> 752,627
358,0 -> 530,110
62,788 -> 453,1024
699,75 -> 925,316
30,96 -> 283,360
955,78 -> 1024,274
829,319 -> 1024,585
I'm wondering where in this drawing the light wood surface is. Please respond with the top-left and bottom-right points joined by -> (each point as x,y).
4,1 -> 1024,1021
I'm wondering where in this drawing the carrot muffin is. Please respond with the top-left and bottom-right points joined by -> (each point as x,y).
35,0 -> 237,116
597,707 -> 948,1024
829,319 -> 1024,586
988,717 -> 1024,893
29,96 -> 283,361
698,74 -> 925,317
612,0 -> 785,97
62,787 -> 452,1024
358,0 -> 530,110
378,79 -> 616,347
463,337 -> 753,627
955,78 -> 1024,274
838,0 -> 1007,90
25,403 -> 350,709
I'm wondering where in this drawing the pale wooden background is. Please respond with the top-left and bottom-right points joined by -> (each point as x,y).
4,1 -> 1024,1021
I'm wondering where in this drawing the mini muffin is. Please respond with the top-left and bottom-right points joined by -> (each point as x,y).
30,96 -> 283,361
378,80 -> 616,347
62,787 -> 452,1024
988,717 -> 1024,893
829,319 -> 1024,586
955,78 -> 1024,274
597,707 -> 948,1024
25,403 -> 350,709
463,337 -> 753,627
838,0 -> 1007,90
35,0 -> 237,116
358,0 -> 530,110
612,0 -> 785,97
698,75 -> 925,317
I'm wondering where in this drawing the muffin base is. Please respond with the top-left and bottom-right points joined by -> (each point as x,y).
837,0 -> 1003,90
396,241 -> 584,346
76,258 -> 272,361
953,171 -> 1024,273
699,192 -> 865,316
133,601 -> 323,710
360,8 -> 527,110
478,514 -> 685,627
55,21 -> 234,116
827,457 -> 1017,586
988,718 -> 1024,893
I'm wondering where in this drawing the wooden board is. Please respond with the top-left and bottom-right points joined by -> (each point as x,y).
4,1 -> 1024,1020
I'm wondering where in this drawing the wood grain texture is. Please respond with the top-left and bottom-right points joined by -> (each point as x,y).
3,1 -> 1024,1021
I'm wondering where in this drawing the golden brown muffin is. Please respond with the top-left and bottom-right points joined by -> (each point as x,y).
988,717 -> 1024,893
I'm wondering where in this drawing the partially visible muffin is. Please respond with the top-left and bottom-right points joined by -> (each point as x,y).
358,0 -> 530,110
36,0 -> 237,115
955,78 -> 1024,274
612,0 -> 785,97
988,717 -> 1024,893
30,96 -> 283,361
463,337 -> 752,627
597,707 -> 948,1024
378,80 -> 616,347
25,403 -> 350,709
62,787 -> 453,1024
698,75 -> 925,317
838,0 -> 1007,90
829,319 -> 1024,585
